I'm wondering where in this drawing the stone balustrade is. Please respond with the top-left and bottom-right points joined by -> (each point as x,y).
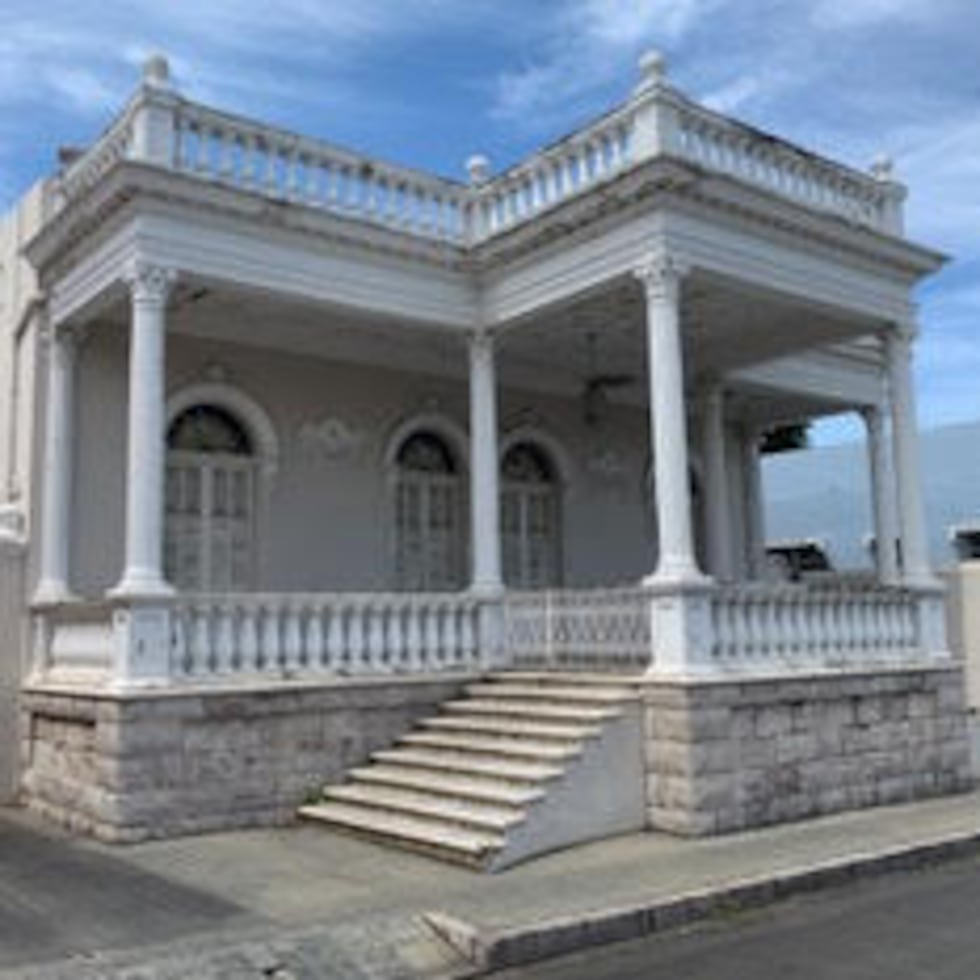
53,56 -> 905,240
31,582 -> 946,688
708,584 -> 929,669
171,592 -> 486,678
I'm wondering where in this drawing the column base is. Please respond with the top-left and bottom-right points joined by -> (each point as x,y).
107,570 -> 175,602
468,580 -> 505,600
31,581 -> 80,608
643,561 -> 711,588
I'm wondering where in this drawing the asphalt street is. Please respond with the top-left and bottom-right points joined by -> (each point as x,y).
0,816 -> 250,971
492,855 -> 980,979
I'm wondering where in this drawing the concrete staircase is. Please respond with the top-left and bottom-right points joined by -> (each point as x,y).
299,672 -> 645,871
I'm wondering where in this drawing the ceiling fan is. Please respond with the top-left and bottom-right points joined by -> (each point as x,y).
581,328 -> 635,426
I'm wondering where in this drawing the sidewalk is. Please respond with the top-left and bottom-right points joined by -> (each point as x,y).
2,788 -> 980,978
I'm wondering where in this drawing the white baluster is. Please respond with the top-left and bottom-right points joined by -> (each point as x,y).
283,601 -> 303,672
261,602 -> 282,672
440,604 -> 458,667
305,603 -> 325,669
405,602 -> 422,671
347,604 -> 365,672
326,603 -> 345,672
388,602 -> 404,672
219,129 -> 235,178
263,137 -> 278,192
425,605 -> 441,669
368,603 -> 386,672
215,602 -> 235,674
172,607 -> 189,676
461,604 -> 476,669
194,123 -> 210,174
191,604 -> 211,675
240,604 -> 260,672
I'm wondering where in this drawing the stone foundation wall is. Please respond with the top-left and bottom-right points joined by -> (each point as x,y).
643,665 -> 972,836
20,674 -> 470,842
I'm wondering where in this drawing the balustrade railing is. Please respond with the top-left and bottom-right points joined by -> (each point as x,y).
503,587 -> 651,668
709,585 -> 924,669
54,56 -> 903,241
170,592 -> 485,680
169,103 -> 470,243
468,106 -> 636,240
667,97 -> 897,231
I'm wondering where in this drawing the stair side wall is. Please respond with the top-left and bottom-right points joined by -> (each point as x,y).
492,704 -> 646,871
20,675 -> 471,842
643,664 -> 972,836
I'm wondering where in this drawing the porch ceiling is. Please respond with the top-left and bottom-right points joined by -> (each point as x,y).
498,270 -> 884,399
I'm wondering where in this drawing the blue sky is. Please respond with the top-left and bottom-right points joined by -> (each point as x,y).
1,0 -> 978,438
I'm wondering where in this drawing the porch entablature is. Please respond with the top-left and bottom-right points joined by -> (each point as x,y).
29,53 -> 944,325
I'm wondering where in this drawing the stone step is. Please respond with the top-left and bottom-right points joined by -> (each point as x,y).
423,715 -> 600,742
400,731 -> 581,762
465,682 -> 635,705
299,801 -> 502,869
442,698 -> 622,724
350,764 -> 546,807
495,670 -> 641,688
371,747 -> 563,784
322,783 -> 525,833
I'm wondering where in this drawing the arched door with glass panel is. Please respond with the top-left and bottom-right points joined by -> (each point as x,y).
165,405 -> 256,592
502,442 -> 562,588
392,431 -> 466,591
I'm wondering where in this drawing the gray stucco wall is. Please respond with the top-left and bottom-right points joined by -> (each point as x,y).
71,327 -> 659,597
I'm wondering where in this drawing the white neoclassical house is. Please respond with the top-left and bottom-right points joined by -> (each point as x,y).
0,52 -> 969,864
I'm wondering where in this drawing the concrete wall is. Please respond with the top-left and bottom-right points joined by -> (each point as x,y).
72,329 -> 658,596
946,562 -> 980,711
643,665 -> 972,836
20,674 -> 470,841
0,534 -> 26,802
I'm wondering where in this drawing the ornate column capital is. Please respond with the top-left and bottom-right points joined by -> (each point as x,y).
124,262 -> 176,306
469,328 -> 496,361
634,252 -> 689,303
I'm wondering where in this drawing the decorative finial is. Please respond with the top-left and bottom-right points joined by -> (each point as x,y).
466,154 -> 491,186
142,53 -> 172,89
635,49 -> 667,95
870,155 -> 895,182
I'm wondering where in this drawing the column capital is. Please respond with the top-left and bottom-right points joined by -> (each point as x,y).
125,262 -> 176,306
469,328 -> 495,357
634,252 -> 689,302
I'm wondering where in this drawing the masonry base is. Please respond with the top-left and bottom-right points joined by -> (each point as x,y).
642,664 -> 973,836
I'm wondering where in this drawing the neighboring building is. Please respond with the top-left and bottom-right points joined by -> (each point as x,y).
0,52 -> 969,866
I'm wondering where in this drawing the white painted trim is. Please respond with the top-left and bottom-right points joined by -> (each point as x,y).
381,410 -> 470,472
500,425 -> 574,489
166,381 -> 279,480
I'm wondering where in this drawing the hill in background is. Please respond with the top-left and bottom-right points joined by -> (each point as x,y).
763,420 -> 980,570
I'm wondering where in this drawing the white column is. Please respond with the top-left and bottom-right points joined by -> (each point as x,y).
33,322 -> 80,604
741,426 -> 766,580
469,330 -> 502,594
110,262 -> 175,599
862,404 -> 899,584
700,384 -> 732,581
886,325 -> 931,583
637,255 -> 702,583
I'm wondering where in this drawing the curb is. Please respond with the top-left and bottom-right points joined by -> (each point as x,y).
424,828 -> 980,975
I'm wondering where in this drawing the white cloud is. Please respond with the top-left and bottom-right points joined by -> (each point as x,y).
811,0 -> 948,30
490,0 -> 718,123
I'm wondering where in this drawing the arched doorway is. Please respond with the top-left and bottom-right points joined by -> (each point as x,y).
165,404 -> 256,592
501,441 -> 562,588
392,430 -> 466,591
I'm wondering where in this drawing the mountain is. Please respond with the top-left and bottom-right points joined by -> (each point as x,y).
763,420 -> 980,570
